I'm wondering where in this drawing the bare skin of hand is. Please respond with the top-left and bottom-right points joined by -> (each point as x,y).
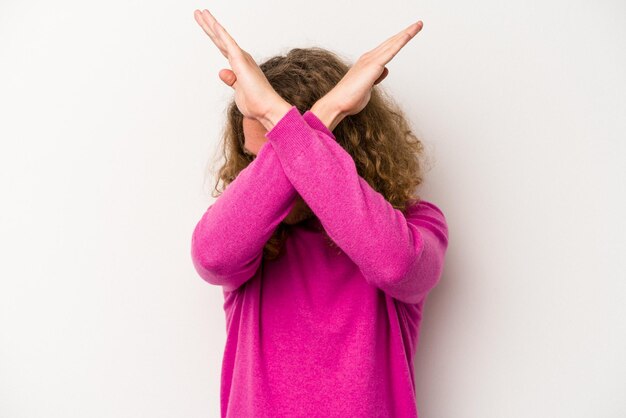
194,8 -> 423,132
313,21 -> 424,130
193,9 -> 291,130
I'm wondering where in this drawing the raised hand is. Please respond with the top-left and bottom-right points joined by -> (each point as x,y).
323,21 -> 424,118
193,9 -> 288,122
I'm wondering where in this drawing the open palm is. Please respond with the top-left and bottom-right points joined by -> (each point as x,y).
193,9 -> 283,121
329,21 -> 424,117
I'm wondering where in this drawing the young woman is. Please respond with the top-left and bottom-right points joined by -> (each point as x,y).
190,9 -> 449,418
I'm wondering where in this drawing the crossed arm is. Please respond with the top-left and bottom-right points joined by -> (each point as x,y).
190,100 -> 448,304
190,10 -> 447,304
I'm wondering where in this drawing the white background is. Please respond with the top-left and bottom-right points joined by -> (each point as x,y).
1,1 -> 624,417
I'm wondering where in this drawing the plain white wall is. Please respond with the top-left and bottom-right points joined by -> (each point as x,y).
1,0 -> 624,417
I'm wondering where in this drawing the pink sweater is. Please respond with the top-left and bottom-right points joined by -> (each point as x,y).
190,105 -> 449,417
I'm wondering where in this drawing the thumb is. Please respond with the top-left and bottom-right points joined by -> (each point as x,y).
219,69 -> 237,87
374,66 -> 389,85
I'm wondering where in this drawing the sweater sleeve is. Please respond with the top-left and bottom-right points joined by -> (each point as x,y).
190,140 -> 298,293
264,105 -> 449,304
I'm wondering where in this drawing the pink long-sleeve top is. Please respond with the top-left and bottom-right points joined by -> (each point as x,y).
190,105 -> 449,418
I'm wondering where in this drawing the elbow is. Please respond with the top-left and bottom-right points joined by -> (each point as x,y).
190,229 -> 260,292
190,229 -> 230,287
367,245 -> 423,290
190,247 -> 220,287
402,246 -> 446,296
383,245 -> 446,303
373,204 -> 449,303
384,247 -> 426,286
190,204 -> 251,289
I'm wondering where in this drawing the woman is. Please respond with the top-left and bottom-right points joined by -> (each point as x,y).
190,9 -> 449,418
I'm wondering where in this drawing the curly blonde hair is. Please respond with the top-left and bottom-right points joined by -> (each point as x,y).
204,46 -> 431,261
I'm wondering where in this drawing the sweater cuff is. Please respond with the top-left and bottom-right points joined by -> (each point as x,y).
264,105 -> 317,158
302,110 -> 336,139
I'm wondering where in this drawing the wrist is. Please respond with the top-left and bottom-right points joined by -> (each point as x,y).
258,98 -> 293,132
309,98 -> 345,132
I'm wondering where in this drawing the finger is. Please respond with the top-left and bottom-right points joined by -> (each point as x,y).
193,10 -> 218,44
367,21 -> 414,54
194,10 -> 229,58
219,69 -> 237,87
201,9 -> 243,59
196,10 -> 230,59
372,21 -> 423,58
373,67 -> 388,85
377,21 -> 423,64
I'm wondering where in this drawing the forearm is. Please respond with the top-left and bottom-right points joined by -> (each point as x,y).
190,142 -> 298,292
259,96 -> 345,133
309,98 -> 345,132
258,99 -> 293,132
264,106 -> 449,304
